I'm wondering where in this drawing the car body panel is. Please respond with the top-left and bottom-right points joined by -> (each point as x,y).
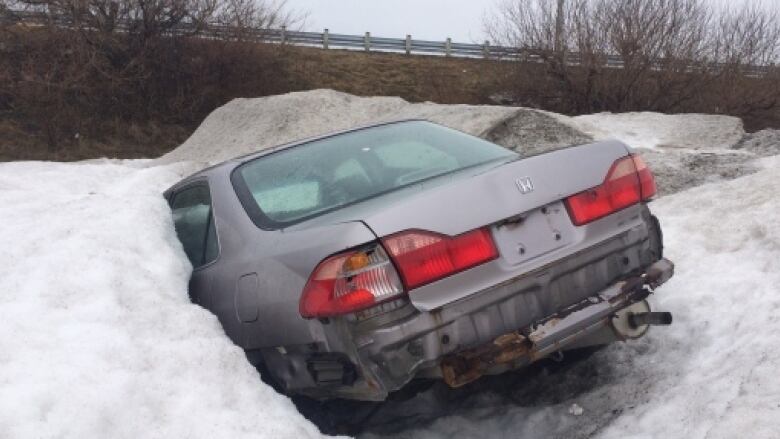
165,120 -> 674,401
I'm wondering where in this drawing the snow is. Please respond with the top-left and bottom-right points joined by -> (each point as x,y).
160,89 -> 591,170
0,160 -> 331,439
2,89 -> 780,439
357,144 -> 780,439
161,90 -> 757,197
564,112 -> 758,195
569,112 -> 744,151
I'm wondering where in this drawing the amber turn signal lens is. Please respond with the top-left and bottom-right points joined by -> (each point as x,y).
344,252 -> 370,272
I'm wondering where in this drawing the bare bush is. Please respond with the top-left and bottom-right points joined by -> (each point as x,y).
0,0 -> 302,153
486,0 -> 780,120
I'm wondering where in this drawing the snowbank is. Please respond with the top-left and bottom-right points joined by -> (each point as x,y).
569,112 -> 744,151
160,89 -> 591,169
3,90 -> 778,439
161,90 -> 760,196
360,157 -> 780,439
0,161 -> 330,439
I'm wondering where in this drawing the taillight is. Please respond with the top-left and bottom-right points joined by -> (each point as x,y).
382,228 -> 498,290
299,244 -> 405,319
565,154 -> 656,226
633,154 -> 657,199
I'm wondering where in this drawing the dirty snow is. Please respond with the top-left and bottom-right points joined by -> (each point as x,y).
562,112 -> 758,195
160,89 -> 591,170
162,90 -> 761,196
2,89 -> 780,439
359,155 -> 780,439
0,161 -> 331,439
569,112 -> 744,151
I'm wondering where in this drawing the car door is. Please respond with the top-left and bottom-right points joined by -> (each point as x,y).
169,182 -> 220,307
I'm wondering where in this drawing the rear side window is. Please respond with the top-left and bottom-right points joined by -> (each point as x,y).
233,121 -> 516,229
170,184 -> 219,268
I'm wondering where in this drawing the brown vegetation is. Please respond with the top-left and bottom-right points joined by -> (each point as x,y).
0,0 -> 299,160
1,0 -> 779,161
485,0 -> 780,125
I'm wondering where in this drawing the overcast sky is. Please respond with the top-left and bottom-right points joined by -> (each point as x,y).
289,0 -> 497,43
288,0 -> 780,44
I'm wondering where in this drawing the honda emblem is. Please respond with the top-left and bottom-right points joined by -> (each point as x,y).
515,177 -> 534,194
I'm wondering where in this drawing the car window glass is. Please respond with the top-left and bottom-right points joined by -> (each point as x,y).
234,121 -> 517,228
171,185 -> 218,268
374,141 -> 458,171
252,181 -> 321,220
333,158 -> 370,181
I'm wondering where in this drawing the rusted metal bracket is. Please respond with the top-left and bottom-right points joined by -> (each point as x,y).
441,332 -> 531,388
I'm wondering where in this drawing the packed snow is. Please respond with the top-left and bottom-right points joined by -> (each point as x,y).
359,155 -> 780,439
162,90 -> 760,196
0,160 -> 332,439
160,89 -> 591,170
568,112 -> 744,151
1,89 -> 779,439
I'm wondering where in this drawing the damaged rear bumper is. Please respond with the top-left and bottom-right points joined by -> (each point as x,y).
441,258 -> 674,387
278,213 -> 673,401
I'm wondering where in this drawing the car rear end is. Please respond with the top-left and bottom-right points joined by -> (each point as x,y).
233,121 -> 674,401
295,151 -> 672,400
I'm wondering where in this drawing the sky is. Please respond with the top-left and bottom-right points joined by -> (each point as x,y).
287,0 -> 780,44
288,0 -> 496,43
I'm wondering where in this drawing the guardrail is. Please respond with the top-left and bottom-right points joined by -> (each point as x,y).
2,10 -> 773,76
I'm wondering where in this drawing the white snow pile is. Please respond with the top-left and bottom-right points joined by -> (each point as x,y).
0,161 -> 331,439
160,89 -> 591,169
161,90 -> 759,196
2,89 -> 779,439
569,112 -> 744,151
361,158 -> 780,439
564,112 -> 759,195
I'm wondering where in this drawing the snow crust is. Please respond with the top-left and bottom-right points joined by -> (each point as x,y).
160,89 -> 591,170
0,161 -> 330,439
360,155 -> 780,439
2,90 -> 779,439
569,112 -> 744,151
561,111 -> 756,195
161,90 -> 755,197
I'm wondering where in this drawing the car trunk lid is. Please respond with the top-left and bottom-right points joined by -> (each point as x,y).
360,140 -> 630,238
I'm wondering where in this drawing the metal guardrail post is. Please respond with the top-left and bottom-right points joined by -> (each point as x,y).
406,35 -> 411,55
323,28 -> 329,49
483,40 -> 490,58
364,32 -> 370,52
445,38 -> 452,57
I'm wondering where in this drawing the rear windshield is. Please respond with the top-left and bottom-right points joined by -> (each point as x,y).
232,121 -> 516,229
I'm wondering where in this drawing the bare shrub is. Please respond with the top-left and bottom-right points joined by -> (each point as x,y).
0,0 -> 302,154
486,0 -> 780,121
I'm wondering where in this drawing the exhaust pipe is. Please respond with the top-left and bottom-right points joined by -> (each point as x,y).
629,312 -> 673,328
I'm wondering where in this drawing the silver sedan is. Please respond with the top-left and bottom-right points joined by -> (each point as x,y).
165,120 -> 674,401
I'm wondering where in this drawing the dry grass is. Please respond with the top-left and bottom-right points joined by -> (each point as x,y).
0,43 -> 512,161
1,40 -> 777,162
0,118 -> 190,161
283,46 -> 508,105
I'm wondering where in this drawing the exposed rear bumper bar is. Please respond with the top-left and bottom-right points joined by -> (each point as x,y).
441,258 -> 674,387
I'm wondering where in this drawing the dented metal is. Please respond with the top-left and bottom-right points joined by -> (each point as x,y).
438,258 -> 674,389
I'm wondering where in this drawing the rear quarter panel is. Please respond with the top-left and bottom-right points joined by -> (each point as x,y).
195,166 -> 378,349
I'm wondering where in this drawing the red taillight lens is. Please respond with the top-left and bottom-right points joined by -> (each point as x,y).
299,245 -> 404,319
565,154 -> 656,226
382,228 -> 498,290
633,155 -> 657,200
